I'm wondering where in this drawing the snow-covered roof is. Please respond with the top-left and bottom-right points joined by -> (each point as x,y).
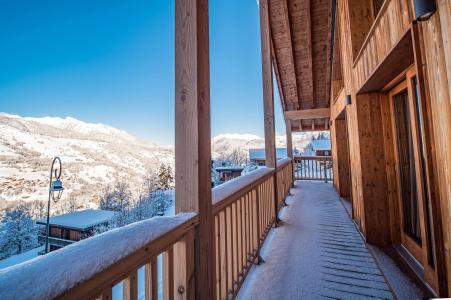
36,209 -> 116,231
311,140 -> 331,151
249,148 -> 287,160
0,213 -> 195,300
0,246 -> 44,271
215,166 -> 244,172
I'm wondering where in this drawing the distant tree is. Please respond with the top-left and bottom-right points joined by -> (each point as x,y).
0,205 -> 38,258
242,162 -> 258,175
95,189 -> 173,234
29,201 -> 46,219
228,149 -> 247,166
99,182 -> 132,212
60,197 -> 78,214
211,164 -> 221,187
144,171 -> 159,194
158,164 -> 174,190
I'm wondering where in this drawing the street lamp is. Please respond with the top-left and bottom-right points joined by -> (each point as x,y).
45,157 -> 64,254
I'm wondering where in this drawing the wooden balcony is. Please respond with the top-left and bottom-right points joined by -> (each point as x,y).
238,180 -> 424,299
352,0 -> 414,93
1,0 -> 449,298
0,160 -> 294,299
1,164 -> 427,299
294,156 -> 333,181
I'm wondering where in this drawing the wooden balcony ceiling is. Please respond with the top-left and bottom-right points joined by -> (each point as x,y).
269,0 -> 332,132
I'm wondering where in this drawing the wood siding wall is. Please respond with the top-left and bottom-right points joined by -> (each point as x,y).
331,0 -> 450,295
418,0 -> 451,295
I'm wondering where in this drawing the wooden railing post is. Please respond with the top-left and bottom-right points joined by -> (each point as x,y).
255,187 -> 264,264
175,0 -> 214,299
324,158 -> 328,183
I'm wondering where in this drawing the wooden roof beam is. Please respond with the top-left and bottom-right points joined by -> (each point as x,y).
270,0 -> 300,111
285,108 -> 331,120
289,0 -> 314,109
271,39 -> 287,112
306,0 -> 314,109
282,0 -> 300,110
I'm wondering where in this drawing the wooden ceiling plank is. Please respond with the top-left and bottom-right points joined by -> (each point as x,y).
306,0 -> 314,109
289,0 -> 314,110
285,107 -> 330,120
283,0 -> 300,110
270,0 -> 300,111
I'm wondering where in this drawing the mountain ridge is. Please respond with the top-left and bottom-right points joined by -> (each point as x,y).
0,113 -> 325,210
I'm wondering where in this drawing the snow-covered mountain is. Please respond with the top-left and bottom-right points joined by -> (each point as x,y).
0,113 -> 173,208
211,132 -> 326,160
0,113 -> 326,209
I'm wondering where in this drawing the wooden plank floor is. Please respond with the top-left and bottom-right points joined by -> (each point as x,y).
237,181 -> 397,300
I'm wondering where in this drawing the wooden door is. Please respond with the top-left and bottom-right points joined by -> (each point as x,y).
389,68 -> 430,268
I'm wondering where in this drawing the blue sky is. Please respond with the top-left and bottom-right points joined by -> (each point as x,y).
0,0 -> 285,145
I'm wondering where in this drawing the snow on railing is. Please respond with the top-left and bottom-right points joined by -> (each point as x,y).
294,156 -> 333,182
212,166 -> 274,207
0,213 -> 196,300
276,157 -> 293,168
211,159 -> 293,298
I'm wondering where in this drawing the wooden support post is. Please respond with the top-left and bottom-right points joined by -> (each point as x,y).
285,119 -> 294,188
259,0 -> 280,225
175,0 -> 214,299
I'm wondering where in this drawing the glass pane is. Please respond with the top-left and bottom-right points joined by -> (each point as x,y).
412,77 -> 435,267
393,88 -> 422,244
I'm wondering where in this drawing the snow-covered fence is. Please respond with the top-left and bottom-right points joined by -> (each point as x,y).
211,158 -> 293,298
0,213 -> 197,300
276,158 -> 294,208
0,160 -> 295,300
294,156 -> 333,182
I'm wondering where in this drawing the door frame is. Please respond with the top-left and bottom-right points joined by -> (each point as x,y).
386,65 -> 441,292
388,72 -> 427,265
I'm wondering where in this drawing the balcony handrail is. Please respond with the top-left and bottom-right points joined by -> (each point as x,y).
352,0 -> 391,67
212,158 -> 293,298
0,159 -> 295,299
276,157 -> 293,168
0,213 -> 197,300
213,166 -> 274,213
294,156 -> 333,182
294,155 -> 332,160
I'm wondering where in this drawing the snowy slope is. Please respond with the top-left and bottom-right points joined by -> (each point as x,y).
211,132 -> 327,160
0,112 -> 326,209
0,113 -> 174,207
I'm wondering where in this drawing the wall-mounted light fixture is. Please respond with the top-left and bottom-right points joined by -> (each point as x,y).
346,95 -> 352,105
414,0 -> 436,21
329,120 -> 333,127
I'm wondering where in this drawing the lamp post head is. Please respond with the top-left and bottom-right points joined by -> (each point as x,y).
49,157 -> 64,202
50,179 -> 64,201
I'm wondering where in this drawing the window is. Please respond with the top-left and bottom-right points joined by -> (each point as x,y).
393,88 -> 422,244
372,0 -> 385,17
412,76 -> 435,267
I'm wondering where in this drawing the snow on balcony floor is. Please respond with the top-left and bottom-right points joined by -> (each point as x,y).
237,180 -> 424,300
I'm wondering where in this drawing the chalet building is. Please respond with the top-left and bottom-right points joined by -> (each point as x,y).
3,1 -> 451,299
310,139 -> 332,156
37,209 -> 115,252
249,148 -> 288,166
214,166 -> 244,183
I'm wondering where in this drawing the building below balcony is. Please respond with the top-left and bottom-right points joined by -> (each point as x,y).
37,209 -> 116,252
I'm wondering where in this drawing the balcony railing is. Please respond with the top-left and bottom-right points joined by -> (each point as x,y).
0,158 -> 294,300
353,0 -> 413,92
294,156 -> 333,182
37,235 -> 75,248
